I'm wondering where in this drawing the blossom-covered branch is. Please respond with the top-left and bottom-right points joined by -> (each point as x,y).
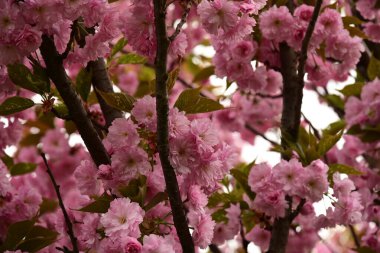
153,0 -> 195,252
268,0 -> 323,252
39,35 -> 110,167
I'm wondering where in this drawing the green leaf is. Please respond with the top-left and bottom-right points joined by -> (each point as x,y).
1,219 -> 36,251
79,194 -> 113,213
316,42 -> 326,62
317,131 -> 343,157
342,16 -> 363,26
230,166 -> 255,200
118,176 -> 147,205
346,26 -> 368,39
328,163 -> 362,184
167,68 -> 180,92
0,96 -> 35,116
324,94 -> 345,111
144,192 -> 168,211
174,88 -> 224,114
19,133 -> 44,147
53,103 -> 69,119
39,198 -> 58,216
1,154 -> 14,169
76,68 -> 93,101
241,209 -> 256,232
110,37 -> 128,58
338,83 -> 365,97
211,209 -> 228,223
117,53 -> 147,64
96,88 -> 136,112
17,226 -> 58,253
367,56 -> 380,80
7,63 -> 50,94
322,120 -> 346,136
192,66 -> 215,83
10,163 -> 37,176
356,246 -> 377,253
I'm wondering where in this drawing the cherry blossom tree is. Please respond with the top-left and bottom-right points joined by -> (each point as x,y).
0,0 -> 379,253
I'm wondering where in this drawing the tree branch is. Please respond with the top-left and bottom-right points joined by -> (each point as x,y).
88,58 -> 123,128
245,123 -> 279,146
268,1 -> 322,253
209,244 -> 222,253
349,225 -> 361,249
39,35 -> 110,167
169,1 -> 192,41
153,1 -> 195,253
41,153 -> 79,253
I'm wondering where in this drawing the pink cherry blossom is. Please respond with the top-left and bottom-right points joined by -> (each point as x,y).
100,198 -> 144,237
197,0 -> 239,35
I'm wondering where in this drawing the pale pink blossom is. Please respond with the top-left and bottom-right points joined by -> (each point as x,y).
142,234 -> 175,253
100,198 -> 144,237
106,118 -> 140,149
246,226 -> 271,252
74,160 -> 103,196
248,163 -> 272,192
188,210 -> 216,249
197,0 -> 239,35
259,6 -> 294,43
131,95 -> 157,132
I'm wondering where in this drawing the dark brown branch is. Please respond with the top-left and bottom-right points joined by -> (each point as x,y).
89,58 -> 123,128
169,1 -> 192,41
39,35 -> 110,167
245,123 -> 279,146
41,153 -> 79,253
268,1 -> 323,253
153,1 -> 195,253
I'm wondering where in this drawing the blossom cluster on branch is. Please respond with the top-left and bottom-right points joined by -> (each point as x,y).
0,0 -> 380,253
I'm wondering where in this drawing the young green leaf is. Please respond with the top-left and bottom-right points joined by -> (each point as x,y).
174,88 -> 224,114
76,68 -> 93,101
96,88 -> 136,112
117,53 -> 147,64
10,163 -> 37,176
0,97 -> 35,116
7,63 -> 50,94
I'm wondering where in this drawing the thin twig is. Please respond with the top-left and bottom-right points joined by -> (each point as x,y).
153,0 -> 195,252
297,0 -> 323,89
41,153 -> 79,253
256,93 -> 283,99
169,1 -> 192,41
290,198 -> 306,221
245,123 -> 279,146
349,225 -> 361,249
301,112 -> 320,139
61,20 -> 78,60
209,244 -> 222,253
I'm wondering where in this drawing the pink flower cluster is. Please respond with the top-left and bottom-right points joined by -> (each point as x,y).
345,79 -> 380,127
69,95 -> 237,250
356,0 -> 380,43
259,5 -> 364,85
0,0 -> 117,66
215,93 -> 282,143
248,159 -> 329,218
